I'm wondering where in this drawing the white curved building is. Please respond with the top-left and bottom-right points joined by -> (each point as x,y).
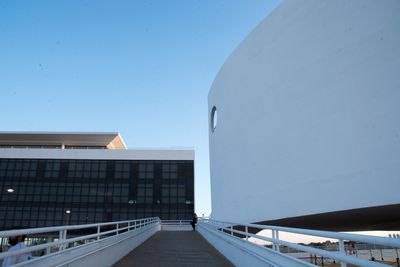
208,0 -> 400,231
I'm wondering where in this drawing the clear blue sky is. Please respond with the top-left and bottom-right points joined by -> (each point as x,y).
0,0 -> 280,216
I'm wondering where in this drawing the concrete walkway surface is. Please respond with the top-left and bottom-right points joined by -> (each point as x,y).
112,231 -> 233,267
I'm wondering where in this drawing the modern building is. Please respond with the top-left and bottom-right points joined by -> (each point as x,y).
208,0 -> 400,231
0,132 -> 194,230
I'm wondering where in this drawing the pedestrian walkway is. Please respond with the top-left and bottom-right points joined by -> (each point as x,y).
112,231 -> 233,267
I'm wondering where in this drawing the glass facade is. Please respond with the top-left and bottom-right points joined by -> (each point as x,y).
0,158 -> 194,230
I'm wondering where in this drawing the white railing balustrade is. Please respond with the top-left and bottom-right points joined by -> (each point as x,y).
199,218 -> 400,267
160,220 -> 191,226
3,217 -> 397,266
160,220 -> 192,231
0,217 -> 159,265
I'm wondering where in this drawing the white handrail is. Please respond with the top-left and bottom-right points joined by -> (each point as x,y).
206,219 -> 400,248
0,219 -> 154,238
160,220 -> 191,222
160,220 -> 191,225
0,217 -> 160,262
200,218 -> 399,267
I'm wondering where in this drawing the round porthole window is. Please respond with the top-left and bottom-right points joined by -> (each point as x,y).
211,106 -> 218,133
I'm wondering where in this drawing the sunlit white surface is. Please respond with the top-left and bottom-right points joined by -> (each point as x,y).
208,0 -> 400,223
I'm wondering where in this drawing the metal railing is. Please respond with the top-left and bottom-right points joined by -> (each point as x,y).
160,220 -> 192,231
0,217 -> 159,265
199,218 -> 400,267
160,220 -> 191,226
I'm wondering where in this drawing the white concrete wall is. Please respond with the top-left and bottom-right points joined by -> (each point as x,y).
208,0 -> 400,222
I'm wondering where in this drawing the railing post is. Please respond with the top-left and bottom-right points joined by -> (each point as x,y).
245,226 -> 248,241
128,222 -> 131,231
230,226 -> 233,236
272,230 -> 276,251
338,240 -> 347,267
62,229 -> 68,250
116,223 -> 119,235
97,225 -> 101,240
275,230 -> 280,252
59,230 -> 64,251
46,236 -> 52,255
271,230 -> 280,251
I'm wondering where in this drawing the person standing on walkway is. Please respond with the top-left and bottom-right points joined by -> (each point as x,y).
2,234 -> 32,267
191,213 -> 198,231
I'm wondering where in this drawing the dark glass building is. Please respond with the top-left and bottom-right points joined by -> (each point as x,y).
0,132 -> 194,230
